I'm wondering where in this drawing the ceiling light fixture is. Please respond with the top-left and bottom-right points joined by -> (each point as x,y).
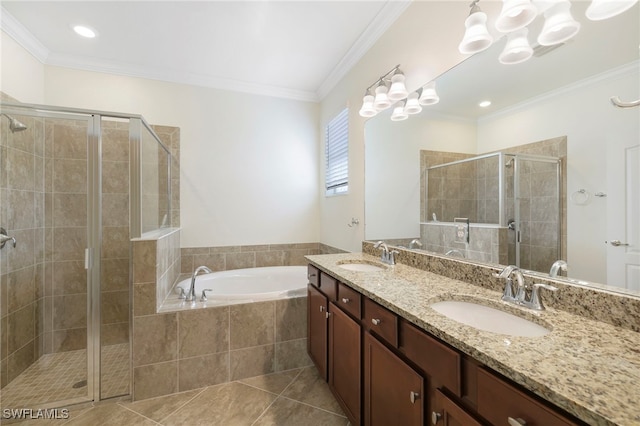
458,0 -> 494,54
537,0 -> 581,46
72,25 -> 97,38
495,0 -> 538,33
479,100 -> 492,108
458,0 -> 634,66
585,0 -> 638,20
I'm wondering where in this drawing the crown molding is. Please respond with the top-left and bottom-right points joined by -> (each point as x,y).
46,52 -> 319,102
316,0 -> 412,100
480,60 -> 640,122
0,6 -> 49,63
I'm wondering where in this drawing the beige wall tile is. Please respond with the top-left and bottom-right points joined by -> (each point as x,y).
133,240 -> 156,284
52,328 -> 86,352
8,303 -> 35,354
53,294 -> 87,330
133,313 -> 177,366
178,307 -> 229,358
101,258 -> 130,292
230,301 -> 274,350
275,297 -> 306,342
133,361 -> 178,400
134,283 -> 156,317
226,252 -> 255,270
275,338 -> 312,372
178,352 -> 229,392
101,290 -> 129,324
229,345 -> 275,381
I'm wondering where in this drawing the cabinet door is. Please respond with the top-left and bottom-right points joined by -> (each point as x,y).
328,302 -> 361,425
307,284 -> 328,380
431,389 -> 483,426
364,331 -> 423,426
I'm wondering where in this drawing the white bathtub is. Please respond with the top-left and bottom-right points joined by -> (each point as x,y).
175,266 -> 308,301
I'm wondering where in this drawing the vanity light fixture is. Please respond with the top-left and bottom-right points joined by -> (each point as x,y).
495,0 -> 538,33
359,89 -> 377,117
586,0 -> 638,20
419,81 -> 440,106
373,82 -> 392,111
499,27 -> 534,64
458,0 -> 494,54
72,24 -> 97,38
404,92 -> 423,115
537,0 -> 581,46
388,70 -> 409,101
391,101 -> 409,121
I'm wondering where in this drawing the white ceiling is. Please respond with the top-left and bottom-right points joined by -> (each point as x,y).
1,1 -> 411,102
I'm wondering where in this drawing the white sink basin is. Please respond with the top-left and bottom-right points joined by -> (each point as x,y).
338,262 -> 386,272
430,301 -> 550,337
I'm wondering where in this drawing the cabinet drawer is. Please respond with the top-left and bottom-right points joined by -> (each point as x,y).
307,265 -> 319,287
363,297 -> 398,347
399,320 -> 461,397
477,368 -> 581,426
318,272 -> 338,301
337,283 -> 361,318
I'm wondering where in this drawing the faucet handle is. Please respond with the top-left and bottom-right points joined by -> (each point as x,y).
501,278 -> 516,302
528,283 -> 558,310
200,289 -> 213,302
178,287 -> 187,300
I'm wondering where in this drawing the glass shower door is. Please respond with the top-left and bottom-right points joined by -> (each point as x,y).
0,109 -> 95,409
513,155 -> 562,274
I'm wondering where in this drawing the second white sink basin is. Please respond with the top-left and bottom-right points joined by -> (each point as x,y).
337,262 -> 386,272
430,300 -> 550,337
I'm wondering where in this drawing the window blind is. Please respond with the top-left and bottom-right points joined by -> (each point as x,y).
325,108 -> 349,195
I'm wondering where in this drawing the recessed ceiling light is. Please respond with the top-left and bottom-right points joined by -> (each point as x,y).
72,25 -> 97,38
479,100 -> 492,108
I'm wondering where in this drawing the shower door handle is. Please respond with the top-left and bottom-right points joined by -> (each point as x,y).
609,240 -> 630,247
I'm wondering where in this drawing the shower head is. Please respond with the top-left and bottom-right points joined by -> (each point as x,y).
505,158 -> 514,168
1,113 -> 28,133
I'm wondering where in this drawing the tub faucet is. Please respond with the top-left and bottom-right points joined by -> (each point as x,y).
549,260 -> 568,278
187,266 -> 212,302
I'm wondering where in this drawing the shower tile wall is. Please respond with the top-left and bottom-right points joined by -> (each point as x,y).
180,243 -> 324,274
0,111 -> 45,388
149,125 -> 180,230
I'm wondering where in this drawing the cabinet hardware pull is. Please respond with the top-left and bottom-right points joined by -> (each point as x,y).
341,298 -> 350,303
508,417 -> 527,426
431,411 -> 442,424
319,306 -> 324,312
326,312 -> 331,319
410,391 -> 420,404
371,318 -> 381,326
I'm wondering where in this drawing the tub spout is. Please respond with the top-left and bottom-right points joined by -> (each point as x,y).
188,266 -> 212,301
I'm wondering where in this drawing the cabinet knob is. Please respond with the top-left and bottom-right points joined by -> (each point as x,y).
508,417 -> 527,426
431,411 -> 442,424
371,318 -> 381,326
409,391 -> 420,404
341,297 -> 350,303
319,306 -> 324,312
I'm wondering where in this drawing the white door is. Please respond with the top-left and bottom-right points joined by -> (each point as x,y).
607,143 -> 640,291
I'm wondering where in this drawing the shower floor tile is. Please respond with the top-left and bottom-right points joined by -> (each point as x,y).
0,344 -> 129,410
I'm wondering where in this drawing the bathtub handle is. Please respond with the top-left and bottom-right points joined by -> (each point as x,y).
178,288 -> 187,300
200,289 -> 213,302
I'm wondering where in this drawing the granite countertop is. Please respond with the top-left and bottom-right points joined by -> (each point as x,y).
306,253 -> 640,426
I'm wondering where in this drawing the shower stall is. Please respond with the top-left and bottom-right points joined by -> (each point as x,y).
0,102 -> 172,409
421,151 -> 563,273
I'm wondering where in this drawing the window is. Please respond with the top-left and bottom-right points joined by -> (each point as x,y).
325,107 -> 349,196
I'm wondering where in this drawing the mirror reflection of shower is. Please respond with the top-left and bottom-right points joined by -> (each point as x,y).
1,113 -> 28,132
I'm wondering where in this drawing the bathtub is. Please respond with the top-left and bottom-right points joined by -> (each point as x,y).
175,266 -> 308,301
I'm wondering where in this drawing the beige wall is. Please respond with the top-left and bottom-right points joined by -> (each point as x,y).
0,31 -> 45,103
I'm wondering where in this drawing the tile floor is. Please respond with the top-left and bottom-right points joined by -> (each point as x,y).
0,344 -> 130,410
3,367 -> 348,425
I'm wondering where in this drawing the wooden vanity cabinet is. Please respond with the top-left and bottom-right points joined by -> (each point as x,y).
328,301 -> 361,425
307,283 -> 328,380
432,389 -> 484,426
363,331 -> 424,426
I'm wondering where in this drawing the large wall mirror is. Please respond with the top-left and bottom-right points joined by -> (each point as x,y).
364,1 -> 639,295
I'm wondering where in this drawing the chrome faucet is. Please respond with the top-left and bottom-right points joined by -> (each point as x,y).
187,266 -> 212,302
494,265 -> 525,303
373,241 -> 398,265
409,239 -> 422,249
549,260 -> 568,278
494,265 -> 557,310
